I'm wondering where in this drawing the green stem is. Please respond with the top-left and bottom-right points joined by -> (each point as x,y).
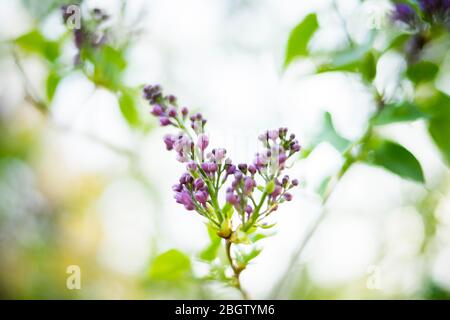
225,239 -> 249,300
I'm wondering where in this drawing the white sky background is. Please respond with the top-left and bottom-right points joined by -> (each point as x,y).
1,0 -> 449,298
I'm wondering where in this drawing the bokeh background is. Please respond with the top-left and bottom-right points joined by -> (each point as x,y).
0,0 -> 449,299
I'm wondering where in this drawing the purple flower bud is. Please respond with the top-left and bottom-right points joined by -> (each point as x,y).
208,162 -> 218,173
201,162 -> 209,172
234,171 -> 243,180
270,185 -> 282,198
181,106 -> 188,116
279,152 -> 287,165
172,184 -> 182,192
284,193 -> 293,201
392,3 -> 417,25
291,179 -> 299,186
244,177 -> 255,195
163,134 -> 176,150
186,161 -> 197,171
151,104 -> 164,116
238,163 -> 248,173
195,113 -> 203,120
245,205 -> 253,214
195,190 -> 208,204
282,175 -> 289,186
248,165 -> 256,175
167,94 -> 177,104
197,134 -> 209,151
159,117 -> 171,126
167,107 -> 177,117
268,130 -> 279,140
226,191 -> 238,205
193,178 -> 205,190
226,165 -> 236,175
214,148 -> 227,162
291,141 -> 301,152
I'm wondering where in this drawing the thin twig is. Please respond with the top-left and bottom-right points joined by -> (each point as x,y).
225,239 -> 249,300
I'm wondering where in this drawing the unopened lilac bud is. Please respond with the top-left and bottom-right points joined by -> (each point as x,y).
279,153 -> 287,165
268,130 -> 279,140
226,192 -> 238,205
270,185 -> 282,198
195,190 -> 208,204
167,94 -> 177,104
226,165 -> 236,175
284,193 -> 293,201
159,117 -> 171,126
392,3 -> 417,25
248,165 -> 256,175
245,205 -> 253,214
195,113 -> 202,120
215,148 -> 226,162
291,179 -> 299,186
238,163 -> 247,174
244,177 -> 255,195
172,184 -> 182,192
186,161 -> 197,171
193,178 -> 205,190
198,134 -> 209,151
181,107 -> 188,118
291,141 -> 301,152
208,162 -> 218,173
201,162 -> 209,172
167,107 -> 177,117
282,175 -> 289,187
163,134 -> 176,150
151,104 -> 164,116
234,171 -> 243,180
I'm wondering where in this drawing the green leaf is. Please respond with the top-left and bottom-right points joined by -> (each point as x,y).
284,13 -> 319,68
15,30 -> 59,61
406,61 -> 439,84
222,202 -> 234,219
428,98 -> 450,165
371,101 -> 428,125
240,248 -> 262,265
85,45 -> 127,90
200,236 -> 221,262
316,32 -> 376,77
309,112 -> 351,153
149,249 -> 192,281
360,52 -> 376,82
364,138 -> 424,183
118,88 -> 141,128
46,70 -> 61,101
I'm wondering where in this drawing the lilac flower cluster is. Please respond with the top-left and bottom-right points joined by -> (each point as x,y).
392,1 -> 450,27
143,84 -> 301,236
61,6 -> 109,64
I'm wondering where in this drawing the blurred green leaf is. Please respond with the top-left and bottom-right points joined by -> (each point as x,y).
371,101 -> 428,125
364,138 -> 424,183
149,249 -> 192,281
407,61 -> 439,84
428,112 -> 450,165
118,88 -> 141,128
360,52 -> 376,82
239,248 -> 261,265
15,30 -> 59,61
284,13 -> 319,68
200,225 -> 222,262
309,112 -> 351,153
84,45 -> 126,90
46,70 -> 61,101
316,33 -> 376,80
